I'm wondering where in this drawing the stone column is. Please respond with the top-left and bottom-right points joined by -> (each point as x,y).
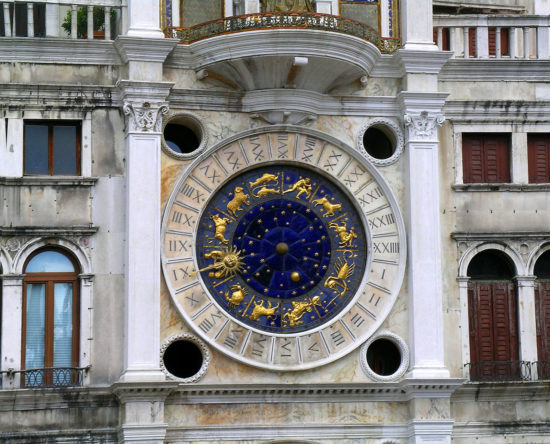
126,0 -> 164,38
117,81 -> 173,384
400,0 -> 436,51
457,276 -> 471,379
1,275 -> 24,389
515,276 -> 538,371
400,92 -> 450,380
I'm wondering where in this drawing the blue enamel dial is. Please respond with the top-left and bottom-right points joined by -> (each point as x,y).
196,165 -> 367,334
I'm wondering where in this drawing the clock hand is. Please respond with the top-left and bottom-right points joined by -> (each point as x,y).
191,245 -> 246,278
189,262 -> 223,277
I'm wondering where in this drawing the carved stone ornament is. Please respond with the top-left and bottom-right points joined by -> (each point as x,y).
360,331 -> 409,382
404,111 -> 445,140
251,111 -> 317,126
160,334 -> 210,383
123,101 -> 169,133
5,238 -> 21,252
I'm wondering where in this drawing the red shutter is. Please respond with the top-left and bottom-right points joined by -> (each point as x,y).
528,134 -> 550,183
501,28 -> 510,56
536,282 -> 550,362
433,28 -> 437,45
468,282 -> 519,379
489,28 -> 496,56
442,28 -> 450,51
469,27 -> 477,57
463,134 -> 510,183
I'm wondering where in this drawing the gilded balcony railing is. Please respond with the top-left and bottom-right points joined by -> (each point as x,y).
166,12 -> 401,54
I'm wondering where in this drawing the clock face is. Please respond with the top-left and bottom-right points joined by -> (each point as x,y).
162,129 -> 406,370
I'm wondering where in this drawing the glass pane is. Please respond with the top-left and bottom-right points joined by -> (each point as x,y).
24,125 -> 49,175
53,283 -> 73,370
25,284 -> 45,385
26,251 -> 75,273
53,125 -> 77,175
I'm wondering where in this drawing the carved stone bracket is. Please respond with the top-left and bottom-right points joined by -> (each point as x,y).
404,111 -> 445,141
251,111 -> 317,126
123,101 -> 169,133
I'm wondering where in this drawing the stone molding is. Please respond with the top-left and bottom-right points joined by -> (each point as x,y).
161,111 -> 208,159
0,226 -> 98,237
440,59 -> 550,82
404,111 -> 445,141
445,100 -> 550,123
111,381 -> 178,403
0,177 -> 98,187
452,183 -> 550,191
114,36 -> 178,64
395,49 -> 452,75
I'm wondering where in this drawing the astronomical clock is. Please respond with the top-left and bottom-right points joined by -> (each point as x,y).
161,128 -> 406,370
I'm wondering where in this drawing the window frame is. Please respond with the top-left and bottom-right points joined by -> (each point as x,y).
528,133 -> 550,184
21,249 -> 80,387
23,120 -> 82,176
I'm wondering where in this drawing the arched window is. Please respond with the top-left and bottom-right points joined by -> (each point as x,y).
22,249 -> 80,387
534,250 -> 550,379
467,250 -> 520,381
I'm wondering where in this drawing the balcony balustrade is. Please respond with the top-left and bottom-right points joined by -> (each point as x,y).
0,0 -> 126,40
434,14 -> 550,59
0,366 -> 89,389
166,12 -> 401,54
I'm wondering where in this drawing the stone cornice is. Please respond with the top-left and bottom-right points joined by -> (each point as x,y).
453,381 -> 550,402
0,38 -> 121,65
111,381 -> 178,403
398,92 -> 449,112
167,381 -> 463,405
440,59 -> 550,82
451,231 -> 550,241
0,226 -> 99,236
445,100 -> 550,123
452,183 -> 550,191
114,36 -> 178,63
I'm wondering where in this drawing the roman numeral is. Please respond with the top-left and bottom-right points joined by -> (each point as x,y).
358,187 -> 383,208
199,163 -> 220,184
185,292 -> 199,306
172,265 -> 191,281
323,150 -> 342,171
251,337 -> 267,357
180,183 -> 205,203
331,330 -> 345,347
373,242 -> 399,254
249,136 -> 264,161
350,313 -> 365,328
369,293 -> 381,307
368,213 -> 395,229
168,239 -> 189,252
277,134 -> 289,158
226,151 -> 242,171
280,340 -> 292,357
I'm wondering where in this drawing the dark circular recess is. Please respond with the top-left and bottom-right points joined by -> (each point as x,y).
366,338 -> 401,376
363,126 -> 395,160
163,123 -> 200,154
162,340 -> 204,379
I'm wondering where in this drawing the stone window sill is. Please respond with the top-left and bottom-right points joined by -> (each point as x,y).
453,183 -> 550,192
0,177 -> 98,187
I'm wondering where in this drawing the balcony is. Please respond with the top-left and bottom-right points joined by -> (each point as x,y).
433,14 -> 550,59
1,366 -> 89,389
0,0 -> 126,40
166,12 -> 400,54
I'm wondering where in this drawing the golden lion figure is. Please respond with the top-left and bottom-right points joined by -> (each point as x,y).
226,186 -> 250,217
328,221 -> 358,248
282,296 -> 321,328
312,196 -> 342,217
284,177 -> 312,199
250,300 -> 280,321
211,214 -> 230,244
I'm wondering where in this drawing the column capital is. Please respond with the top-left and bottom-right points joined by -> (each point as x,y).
514,275 -> 537,286
1,274 -> 24,285
404,111 -> 445,142
117,81 -> 174,134
456,276 -> 470,287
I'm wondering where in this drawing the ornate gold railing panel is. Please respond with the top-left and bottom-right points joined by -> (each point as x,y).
166,12 -> 401,54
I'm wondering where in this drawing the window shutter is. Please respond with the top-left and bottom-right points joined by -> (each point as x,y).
501,28 -> 510,56
485,136 -> 510,183
463,135 -> 484,183
469,27 -> 476,57
489,28 -> 496,56
535,282 -> 550,363
528,134 -> 550,183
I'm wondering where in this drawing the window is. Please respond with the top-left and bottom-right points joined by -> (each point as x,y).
467,250 -> 520,381
24,121 -> 81,176
528,134 -> 550,184
22,249 -> 80,387
462,133 -> 511,183
535,251 -> 550,379
489,27 -> 509,57
433,27 -> 450,51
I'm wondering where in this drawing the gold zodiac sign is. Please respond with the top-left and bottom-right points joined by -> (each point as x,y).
249,300 -> 280,321
324,251 -> 355,298
225,284 -> 247,307
226,186 -> 250,217
282,296 -> 322,328
328,220 -> 358,248
284,177 -> 312,199
210,214 -> 231,244
254,186 -> 280,198
249,173 -> 279,188
312,196 -> 342,217
191,245 -> 245,279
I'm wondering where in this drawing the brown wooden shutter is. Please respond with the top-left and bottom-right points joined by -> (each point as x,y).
468,282 -> 519,379
469,27 -> 476,57
528,134 -> 550,183
489,28 -> 496,56
536,282 -> 550,363
442,28 -> 449,51
433,28 -> 437,45
463,134 -> 510,183
501,28 -> 510,56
